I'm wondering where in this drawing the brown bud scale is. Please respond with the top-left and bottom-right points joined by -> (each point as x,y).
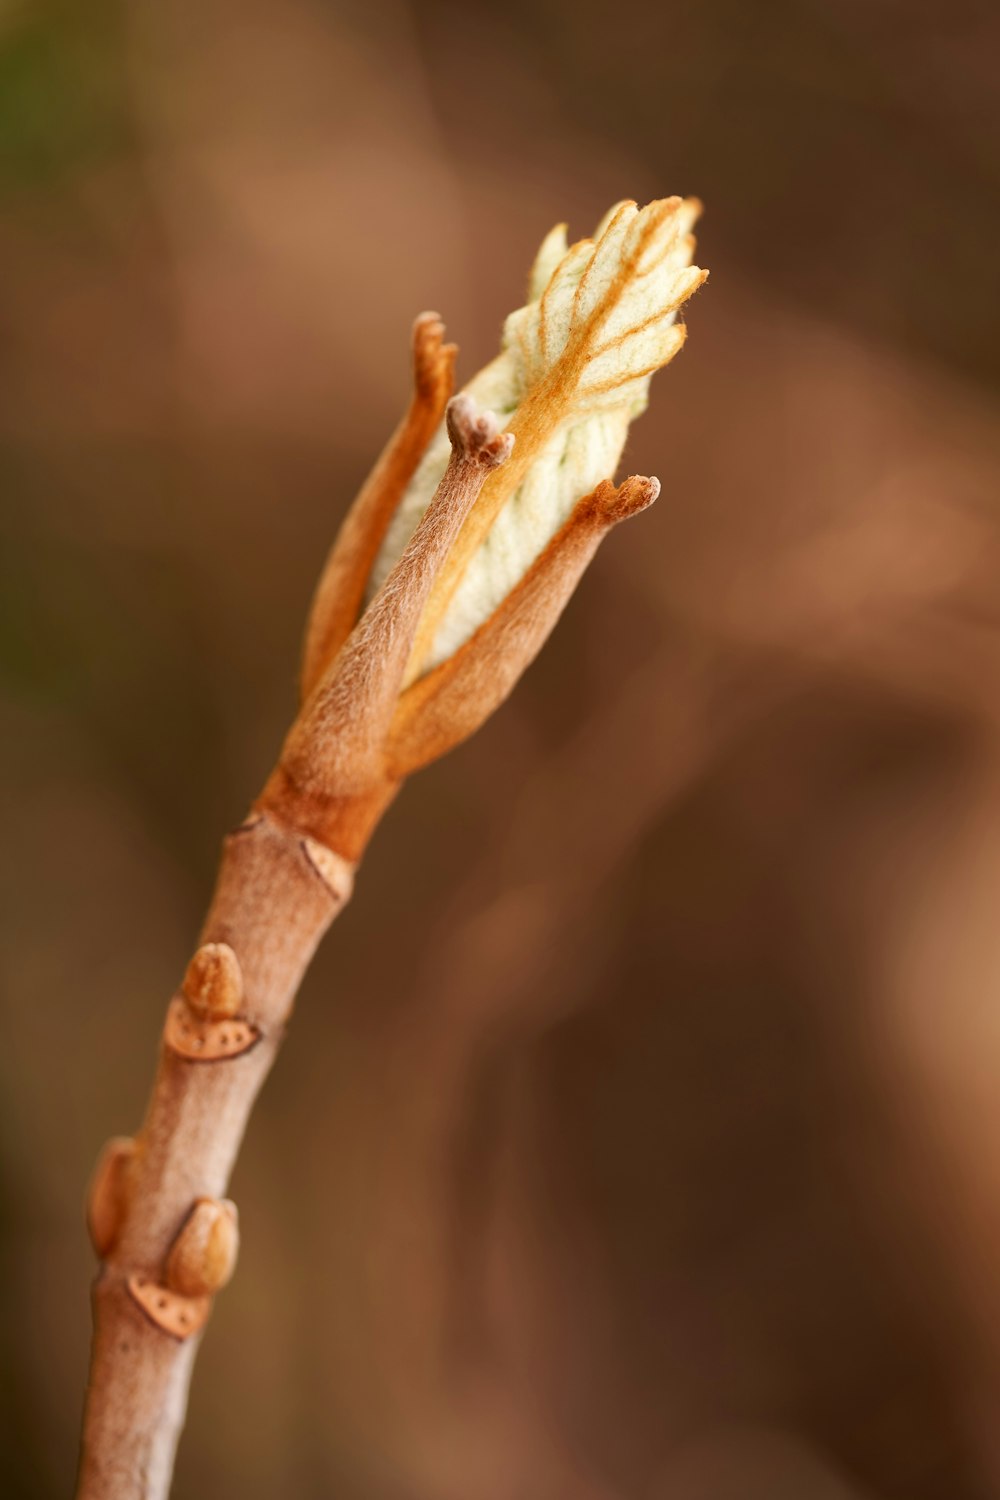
163,997 -> 260,1062
127,1275 -> 210,1341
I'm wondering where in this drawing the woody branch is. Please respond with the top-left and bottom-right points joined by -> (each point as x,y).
75,382 -> 514,1500
76,293 -> 667,1498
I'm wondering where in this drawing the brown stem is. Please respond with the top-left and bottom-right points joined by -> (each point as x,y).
76,812 -> 354,1500
75,393 -> 514,1500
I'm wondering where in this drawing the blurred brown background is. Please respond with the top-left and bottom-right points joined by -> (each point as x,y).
2,0 -> 1000,1496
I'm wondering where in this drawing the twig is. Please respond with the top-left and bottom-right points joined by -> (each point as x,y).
76,372 -> 516,1500
76,192 -> 705,1497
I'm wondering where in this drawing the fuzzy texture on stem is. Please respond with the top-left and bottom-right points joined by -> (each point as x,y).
388,474 -> 660,774
77,192 -> 705,1497
301,312 -> 457,699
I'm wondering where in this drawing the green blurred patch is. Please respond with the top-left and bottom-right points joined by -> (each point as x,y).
0,0 -> 129,187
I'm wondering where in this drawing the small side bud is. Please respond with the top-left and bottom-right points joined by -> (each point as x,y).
445,394 -> 515,469
183,942 -> 243,1020
412,311 -> 457,405
87,1136 -> 136,1258
166,1198 -> 239,1298
592,473 -> 661,524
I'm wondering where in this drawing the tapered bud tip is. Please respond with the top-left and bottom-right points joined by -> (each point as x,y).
183,941 -> 243,1020
595,474 -> 661,523
412,312 -> 456,400
446,394 -> 515,468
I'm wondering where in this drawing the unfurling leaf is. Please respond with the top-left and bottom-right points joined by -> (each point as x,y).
368,198 -> 707,681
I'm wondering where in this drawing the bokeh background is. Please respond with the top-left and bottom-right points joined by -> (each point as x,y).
3,0 -> 1000,1496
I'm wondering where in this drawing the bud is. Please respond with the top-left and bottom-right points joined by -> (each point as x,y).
370,198 -> 706,681
166,1198 -> 239,1298
182,942 -> 243,1020
264,197 -> 707,858
87,1136 -> 136,1259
